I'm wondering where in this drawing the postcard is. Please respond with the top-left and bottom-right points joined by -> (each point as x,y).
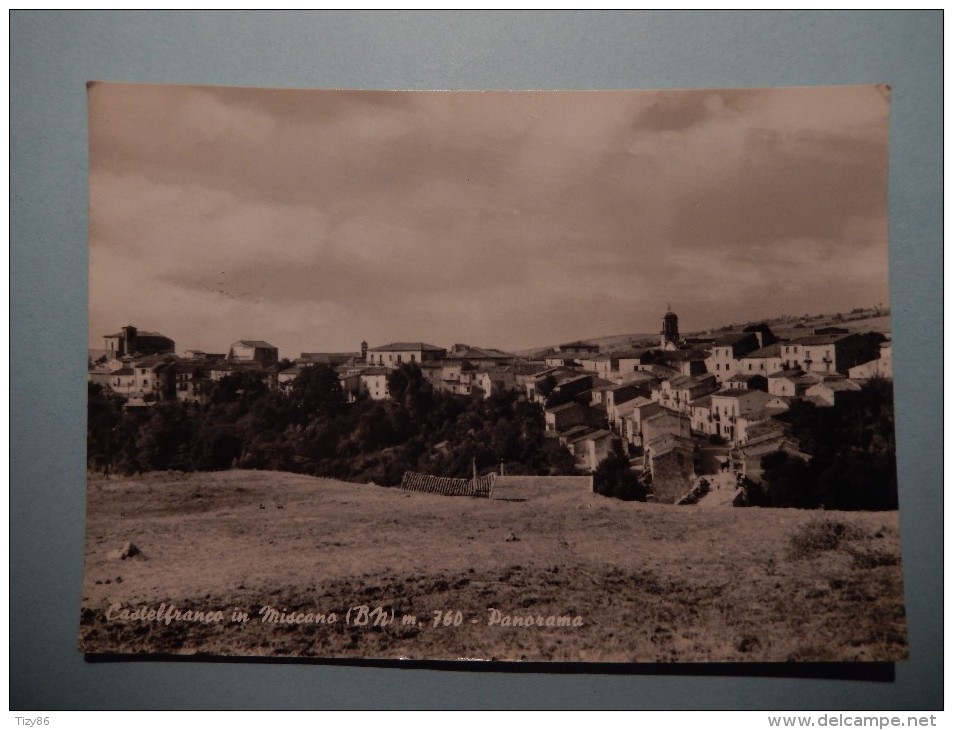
81,83 -> 905,662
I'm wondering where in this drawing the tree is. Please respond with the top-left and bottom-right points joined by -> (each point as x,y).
770,380 -> 898,510
593,440 -> 645,501
87,382 -> 124,474
135,403 -> 195,472
386,363 -> 434,420
210,371 -> 268,406
288,364 -> 344,417
756,450 -> 816,508
743,323 -> 778,346
536,374 -> 557,402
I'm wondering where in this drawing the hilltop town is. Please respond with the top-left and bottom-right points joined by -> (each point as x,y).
87,306 -> 893,507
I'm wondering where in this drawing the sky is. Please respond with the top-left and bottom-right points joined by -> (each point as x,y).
88,83 -> 891,357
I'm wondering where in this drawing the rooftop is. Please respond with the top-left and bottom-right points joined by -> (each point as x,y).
233,340 -> 277,349
791,334 -> 853,346
742,343 -> 782,359
768,368 -> 806,379
368,342 -> 445,352
360,367 -> 391,376
712,332 -> 757,347
444,346 -> 514,360
713,388 -> 760,398
546,401 -> 583,414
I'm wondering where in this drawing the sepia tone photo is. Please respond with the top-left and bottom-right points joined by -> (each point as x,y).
81,83 -> 906,663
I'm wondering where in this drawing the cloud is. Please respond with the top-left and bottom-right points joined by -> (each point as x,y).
88,84 -> 891,355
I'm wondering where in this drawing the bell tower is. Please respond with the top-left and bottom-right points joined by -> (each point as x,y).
660,305 -> 679,349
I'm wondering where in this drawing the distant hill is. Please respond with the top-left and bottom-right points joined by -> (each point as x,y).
699,308 -> 891,341
515,333 -> 655,359
511,308 -> 890,358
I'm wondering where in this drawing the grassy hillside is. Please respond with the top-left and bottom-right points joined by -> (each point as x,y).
80,470 -> 907,663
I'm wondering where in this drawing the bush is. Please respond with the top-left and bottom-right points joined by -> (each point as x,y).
788,519 -> 864,560
593,440 -> 646,501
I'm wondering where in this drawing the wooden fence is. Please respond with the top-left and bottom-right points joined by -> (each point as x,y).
399,471 -> 496,498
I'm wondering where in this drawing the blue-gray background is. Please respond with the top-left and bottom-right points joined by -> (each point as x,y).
10,11 -> 942,710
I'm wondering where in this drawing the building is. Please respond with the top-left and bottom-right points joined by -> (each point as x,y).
619,397 -> 663,448
276,364 -> 306,392
848,343 -> 893,380
544,401 -> 588,433
299,351 -> 362,367
604,383 -> 645,424
690,395 -> 715,436
554,341 -> 601,357
726,373 -> 768,392
208,361 -> 264,385
103,325 -> 175,359
709,388 -> 773,445
791,333 -> 882,375
645,433 -> 695,503
440,360 -> 479,395
615,349 -> 657,379
658,348 -> 710,377
660,307 -> 680,350
183,350 -> 225,361
705,332 -> 761,383
642,409 -> 692,446
475,367 -> 517,398
650,373 -> 718,414
565,429 -> 613,472
444,345 -> 516,368
766,369 -> 817,398
738,343 -> 784,377
173,360 -> 210,403
228,340 -> 279,367
126,354 -> 177,402
804,378 -> 861,407
579,353 -> 618,379
365,342 -> 447,368
359,367 -> 391,400
548,373 -> 595,405
107,367 -> 137,397
737,424 -> 806,483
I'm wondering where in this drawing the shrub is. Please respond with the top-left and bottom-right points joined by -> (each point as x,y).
788,519 -> 864,560
593,440 -> 646,502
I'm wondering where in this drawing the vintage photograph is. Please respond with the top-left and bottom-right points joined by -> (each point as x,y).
81,83 -> 905,663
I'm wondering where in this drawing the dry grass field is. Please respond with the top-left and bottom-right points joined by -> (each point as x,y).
79,470 -> 907,663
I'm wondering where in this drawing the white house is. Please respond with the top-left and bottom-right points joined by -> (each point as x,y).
228,340 -> 279,366
709,388 -> 773,445
738,343 -> 784,376
358,366 -> 391,400
705,333 -> 761,384
804,378 -> 861,407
